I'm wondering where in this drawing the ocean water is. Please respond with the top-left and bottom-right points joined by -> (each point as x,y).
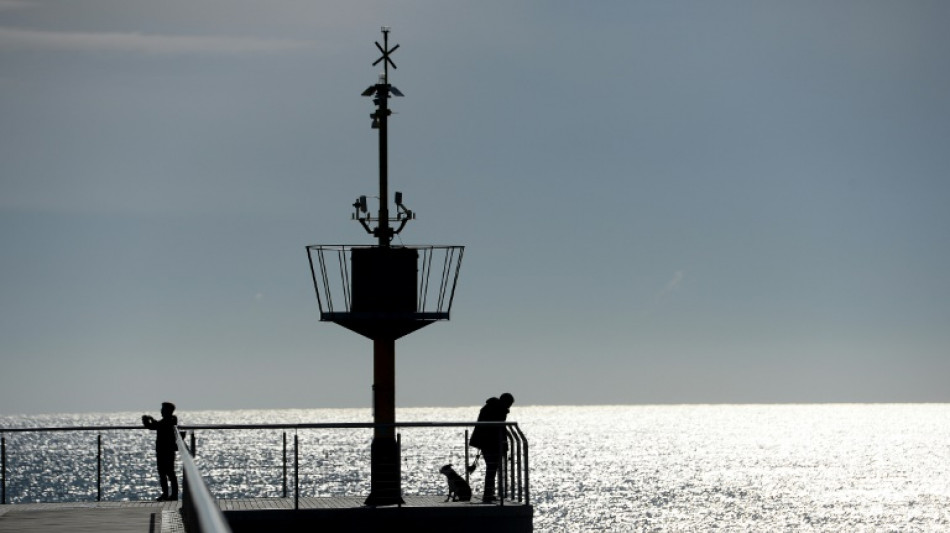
2,404 -> 949,531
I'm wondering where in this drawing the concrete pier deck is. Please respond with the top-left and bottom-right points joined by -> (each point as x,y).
0,500 -> 182,532
0,497 -> 533,532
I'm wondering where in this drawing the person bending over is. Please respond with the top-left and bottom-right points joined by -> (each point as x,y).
469,392 -> 515,503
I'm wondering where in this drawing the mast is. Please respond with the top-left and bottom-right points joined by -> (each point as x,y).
356,26 -> 410,247
307,27 -> 462,508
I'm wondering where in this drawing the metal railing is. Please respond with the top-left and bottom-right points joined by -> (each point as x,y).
0,421 -> 528,507
177,428 -> 231,533
306,244 -> 464,320
0,424 -> 145,503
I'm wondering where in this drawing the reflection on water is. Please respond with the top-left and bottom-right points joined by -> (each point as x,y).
2,404 -> 949,531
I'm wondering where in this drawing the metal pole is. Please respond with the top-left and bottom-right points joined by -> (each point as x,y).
294,434 -> 299,510
397,432 -> 402,508
376,32 -> 391,248
191,431 -> 196,457
2,436 -> 6,504
366,337 -> 403,505
464,429 -> 470,485
374,339 -> 395,440
282,432 -> 288,498
513,424 -> 530,506
378,85 -> 390,247
499,430 -> 505,507
513,430 -> 523,502
507,431 -> 515,501
97,434 -> 102,502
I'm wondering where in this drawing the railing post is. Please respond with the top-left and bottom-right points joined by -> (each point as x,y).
513,424 -> 530,506
505,426 -> 517,500
191,431 -> 196,457
512,429 -> 523,502
397,432 -> 402,508
498,428 -> 505,507
97,434 -> 102,502
294,433 -> 299,510
464,429 -> 470,485
282,432 -> 288,498
2,435 -> 6,504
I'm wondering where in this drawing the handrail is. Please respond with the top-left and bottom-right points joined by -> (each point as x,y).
511,424 -> 530,505
1,425 -> 142,433
1,421 -> 516,432
176,428 -> 231,533
1,421 -> 528,507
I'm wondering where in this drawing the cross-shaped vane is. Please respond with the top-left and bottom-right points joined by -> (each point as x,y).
372,27 -> 399,81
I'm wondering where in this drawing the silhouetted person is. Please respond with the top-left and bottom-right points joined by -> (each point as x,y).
469,392 -> 514,503
142,402 -> 179,501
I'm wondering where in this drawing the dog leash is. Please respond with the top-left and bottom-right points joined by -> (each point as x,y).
466,451 -> 481,474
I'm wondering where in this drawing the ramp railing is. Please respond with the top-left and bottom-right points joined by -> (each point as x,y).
177,428 -> 231,533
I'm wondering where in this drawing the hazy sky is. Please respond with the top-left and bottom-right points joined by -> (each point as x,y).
2,1 -> 949,415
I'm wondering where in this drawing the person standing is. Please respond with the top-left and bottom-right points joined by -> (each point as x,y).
468,392 -> 515,503
142,402 -> 179,501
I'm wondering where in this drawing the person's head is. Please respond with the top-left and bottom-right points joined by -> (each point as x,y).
499,393 -> 514,408
161,402 -> 176,417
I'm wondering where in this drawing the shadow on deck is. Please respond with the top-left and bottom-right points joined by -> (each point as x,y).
0,497 -> 532,533
221,496 -> 533,533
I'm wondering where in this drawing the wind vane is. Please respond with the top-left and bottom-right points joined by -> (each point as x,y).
373,27 -> 399,79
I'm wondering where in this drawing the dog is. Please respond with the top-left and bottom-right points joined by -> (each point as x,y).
439,464 -> 472,502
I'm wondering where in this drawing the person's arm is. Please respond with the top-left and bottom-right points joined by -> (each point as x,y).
142,415 -> 159,430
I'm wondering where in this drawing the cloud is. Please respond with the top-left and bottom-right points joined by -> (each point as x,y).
0,0 -> 36,10
0,27 -> 314,55
661,270 -> 685,297
642,270 -> 687,316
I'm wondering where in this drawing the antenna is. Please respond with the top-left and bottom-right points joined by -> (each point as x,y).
353,27 -> 411,246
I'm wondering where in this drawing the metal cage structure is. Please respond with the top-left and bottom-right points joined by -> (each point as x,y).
306,244 -> 464,339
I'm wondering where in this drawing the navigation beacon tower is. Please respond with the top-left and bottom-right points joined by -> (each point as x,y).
306,28 -> 464,506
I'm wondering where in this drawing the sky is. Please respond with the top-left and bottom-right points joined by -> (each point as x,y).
2,1 -> 949,415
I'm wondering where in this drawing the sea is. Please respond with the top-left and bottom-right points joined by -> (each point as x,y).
1,404 -> 948,532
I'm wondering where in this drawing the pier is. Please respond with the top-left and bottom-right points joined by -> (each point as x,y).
0,500 -> 180,533
1,496 -> 531,533
1,422 -> 532,532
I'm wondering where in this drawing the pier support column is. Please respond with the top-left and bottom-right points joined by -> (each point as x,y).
365,337 -> 404,506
